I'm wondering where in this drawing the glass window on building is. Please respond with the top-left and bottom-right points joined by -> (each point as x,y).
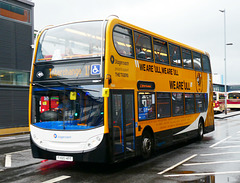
0,70 -> 29,86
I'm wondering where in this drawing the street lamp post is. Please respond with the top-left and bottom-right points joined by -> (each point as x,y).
219,9 -> 233,115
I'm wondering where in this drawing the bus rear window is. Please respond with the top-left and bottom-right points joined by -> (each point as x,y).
202,55 -> 211,73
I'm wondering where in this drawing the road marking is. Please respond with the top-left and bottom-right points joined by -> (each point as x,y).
226,140 -> 240,143
0,169 -> 4,172
183,159 -> 240,166
41,175 -> 71,183
200,151 -> 240,156
214,145 -> 240,149
157,154 -> 197,175
0,135 -> 29,142
5,154 -> 11,167
209,136 -> 232,148
4,149 -> 31,168
164,170 -> 240,177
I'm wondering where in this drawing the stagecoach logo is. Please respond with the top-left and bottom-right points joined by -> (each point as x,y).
53,133 -> 71,139
36,71 -> 44,78
110,55 -> 114,64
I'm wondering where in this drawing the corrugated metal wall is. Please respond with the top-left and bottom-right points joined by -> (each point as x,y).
0,87 -> 29,129
0,9 -> 32,129
0,18 -> 32,70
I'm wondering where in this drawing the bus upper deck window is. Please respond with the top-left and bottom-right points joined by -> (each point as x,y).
193,52 -> 202,71
153,38 -> 169,65
134,32 -> 153,61
182,48 -> 193,69
169,44 -> 182,67
113,25 -> 134,58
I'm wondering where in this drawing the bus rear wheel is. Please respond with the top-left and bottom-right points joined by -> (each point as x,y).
197,121 -> 204,141
141,131 -> 153,159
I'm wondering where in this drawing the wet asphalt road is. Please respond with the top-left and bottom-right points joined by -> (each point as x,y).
1,114 -> 240,183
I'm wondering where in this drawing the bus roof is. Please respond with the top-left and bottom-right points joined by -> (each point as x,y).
38,17 -> 209,57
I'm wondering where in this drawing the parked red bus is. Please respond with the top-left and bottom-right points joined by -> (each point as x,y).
213,92 -> 225,113
227,91 -> 240,110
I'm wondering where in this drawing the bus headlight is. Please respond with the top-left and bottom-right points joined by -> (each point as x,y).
87,135 -> 102,149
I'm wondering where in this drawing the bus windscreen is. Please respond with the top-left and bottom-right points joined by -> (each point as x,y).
36,21 -> 104,62
31,84 -> 104,130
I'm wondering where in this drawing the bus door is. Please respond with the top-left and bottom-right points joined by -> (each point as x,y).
111,90 -> 135,160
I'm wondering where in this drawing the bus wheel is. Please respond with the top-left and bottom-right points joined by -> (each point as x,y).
197,121 -> 204,141
141,131 -> 153,159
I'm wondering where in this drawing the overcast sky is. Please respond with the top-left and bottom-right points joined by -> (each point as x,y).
32,0 -> 240,84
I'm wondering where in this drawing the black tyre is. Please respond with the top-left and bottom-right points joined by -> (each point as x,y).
197,121 -> 204,141
141,131 -> 153,159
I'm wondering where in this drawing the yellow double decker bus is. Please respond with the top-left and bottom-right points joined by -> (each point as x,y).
29,17 -> 214,163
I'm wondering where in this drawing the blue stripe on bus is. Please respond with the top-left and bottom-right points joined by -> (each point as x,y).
34,121 -> 93,130
33,87 -> 68,92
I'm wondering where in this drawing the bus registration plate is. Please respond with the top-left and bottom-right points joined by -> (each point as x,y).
56,155 -> 73,162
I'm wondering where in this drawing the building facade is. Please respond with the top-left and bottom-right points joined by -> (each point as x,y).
0,0 -> 34,135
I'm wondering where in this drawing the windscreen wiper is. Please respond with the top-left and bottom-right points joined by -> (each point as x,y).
57,81 -> 72,87
57,81 -> 99,92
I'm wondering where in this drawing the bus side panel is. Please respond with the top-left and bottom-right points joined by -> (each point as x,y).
135,124 -> 202,154
30,133 -> 112,163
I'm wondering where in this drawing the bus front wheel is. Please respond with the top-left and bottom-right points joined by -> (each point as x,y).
141,131 -> 153,159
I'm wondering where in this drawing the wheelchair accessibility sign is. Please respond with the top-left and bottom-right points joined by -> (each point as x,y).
91,64 -> 101,75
